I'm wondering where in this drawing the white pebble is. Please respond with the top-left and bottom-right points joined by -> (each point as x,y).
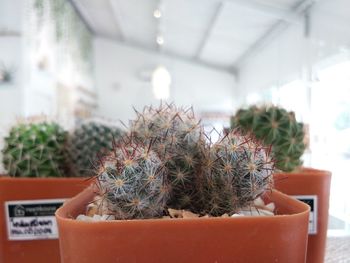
238,208 -> 274,217
231,213 -> 244,217
93,214 -> 102,221
101,214 -> 115,221
253,197 -> 265,207
76,215 -> 94,221
265,203 -> 275,212
76,214 -> 116,221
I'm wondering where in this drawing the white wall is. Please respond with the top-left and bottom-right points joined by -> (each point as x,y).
0,37 -> 23,126
0,0 -> 22,32
0,0 -> 24,173
0,0 -> 94,173
237,0 -> 350,104
94,37 -> 236,124
235,1 -> 350,223
0,0 -> 24,126
238,25 -> 305,99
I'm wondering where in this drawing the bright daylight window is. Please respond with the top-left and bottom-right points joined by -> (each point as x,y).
249,59 -> 350,235
311,61 -> 350,235
268,61 -> 350,235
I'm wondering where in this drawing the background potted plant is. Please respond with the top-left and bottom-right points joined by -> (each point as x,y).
66,119 -> 123,177
231,105 -> 332,263
0,118 -> 122,263
56,104 -> 310,263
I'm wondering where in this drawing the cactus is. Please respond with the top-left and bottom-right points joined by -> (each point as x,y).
200,130 -> 274,216
95,137 -> 168,219
87,103 -> 277,220
231,105 -> 305,172
2,121 -> 68,177
130,103 -> 202,147
67,121 -> 123,177
130,103 -> 204,210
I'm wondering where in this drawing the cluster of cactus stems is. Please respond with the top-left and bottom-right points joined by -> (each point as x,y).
200,131 -> 274,216
2,122 -> 68,177
67,121 -> 123,177
94,103 -> 275,219
231,105 -> 305,172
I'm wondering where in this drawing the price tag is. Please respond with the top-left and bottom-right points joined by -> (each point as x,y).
293,195 -> 318,235
5,199 -> 65,240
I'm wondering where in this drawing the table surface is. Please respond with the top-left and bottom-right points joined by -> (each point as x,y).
326,236 -> 350,263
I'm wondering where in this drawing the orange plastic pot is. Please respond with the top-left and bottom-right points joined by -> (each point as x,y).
56,187 -> 310,263
274,167 -> 332,263
0,176 -> 90,263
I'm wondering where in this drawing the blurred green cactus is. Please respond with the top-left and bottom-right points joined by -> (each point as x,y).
67,120 -> 123,177
2,121 -> 68,177
231,105 -> 305,172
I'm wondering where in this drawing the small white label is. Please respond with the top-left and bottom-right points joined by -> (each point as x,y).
5,199 -> 65,240
293,195 -> 318,235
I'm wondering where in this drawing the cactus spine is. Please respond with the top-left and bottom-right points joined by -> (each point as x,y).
2,121 -> 68,177
231,105 -> 305,172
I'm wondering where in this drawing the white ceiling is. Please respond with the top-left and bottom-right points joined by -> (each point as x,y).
71,0 -> 315,73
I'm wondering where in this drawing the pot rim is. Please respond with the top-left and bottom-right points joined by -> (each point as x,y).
0,176 -> 92,182
275,167 -> 332,175
56,186 -> 310,226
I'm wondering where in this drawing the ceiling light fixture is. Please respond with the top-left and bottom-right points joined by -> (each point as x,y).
152,66 -> 171,100
153,9 -> 162,18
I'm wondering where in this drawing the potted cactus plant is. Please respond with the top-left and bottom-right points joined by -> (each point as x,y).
0,119 -> 122,263
231,105 -> 331,263
66,119 -> 123,177
56,104 -> 310,263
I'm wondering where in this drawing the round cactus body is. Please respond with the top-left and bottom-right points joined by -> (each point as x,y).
232,105 -> 305,172
130,103 -> 204,210
2,122 -> 68,177
96,139 -> 168,219
131,103 -> 202,147
201,130 -> 274,216
67,121 -> 123,177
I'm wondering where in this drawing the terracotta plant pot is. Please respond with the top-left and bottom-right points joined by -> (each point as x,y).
0,176 -> 90,263
56,187 -> 310,263
274,167 -> 332,263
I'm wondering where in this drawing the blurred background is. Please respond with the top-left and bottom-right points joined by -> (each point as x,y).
0,0 -> 349,242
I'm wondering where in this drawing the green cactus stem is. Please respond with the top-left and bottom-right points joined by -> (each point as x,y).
231,105 -> 305,172
95,137 -> 168,219
201,130 -> 274,216
2,121 -> 68,177
67,120 -> 123,177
